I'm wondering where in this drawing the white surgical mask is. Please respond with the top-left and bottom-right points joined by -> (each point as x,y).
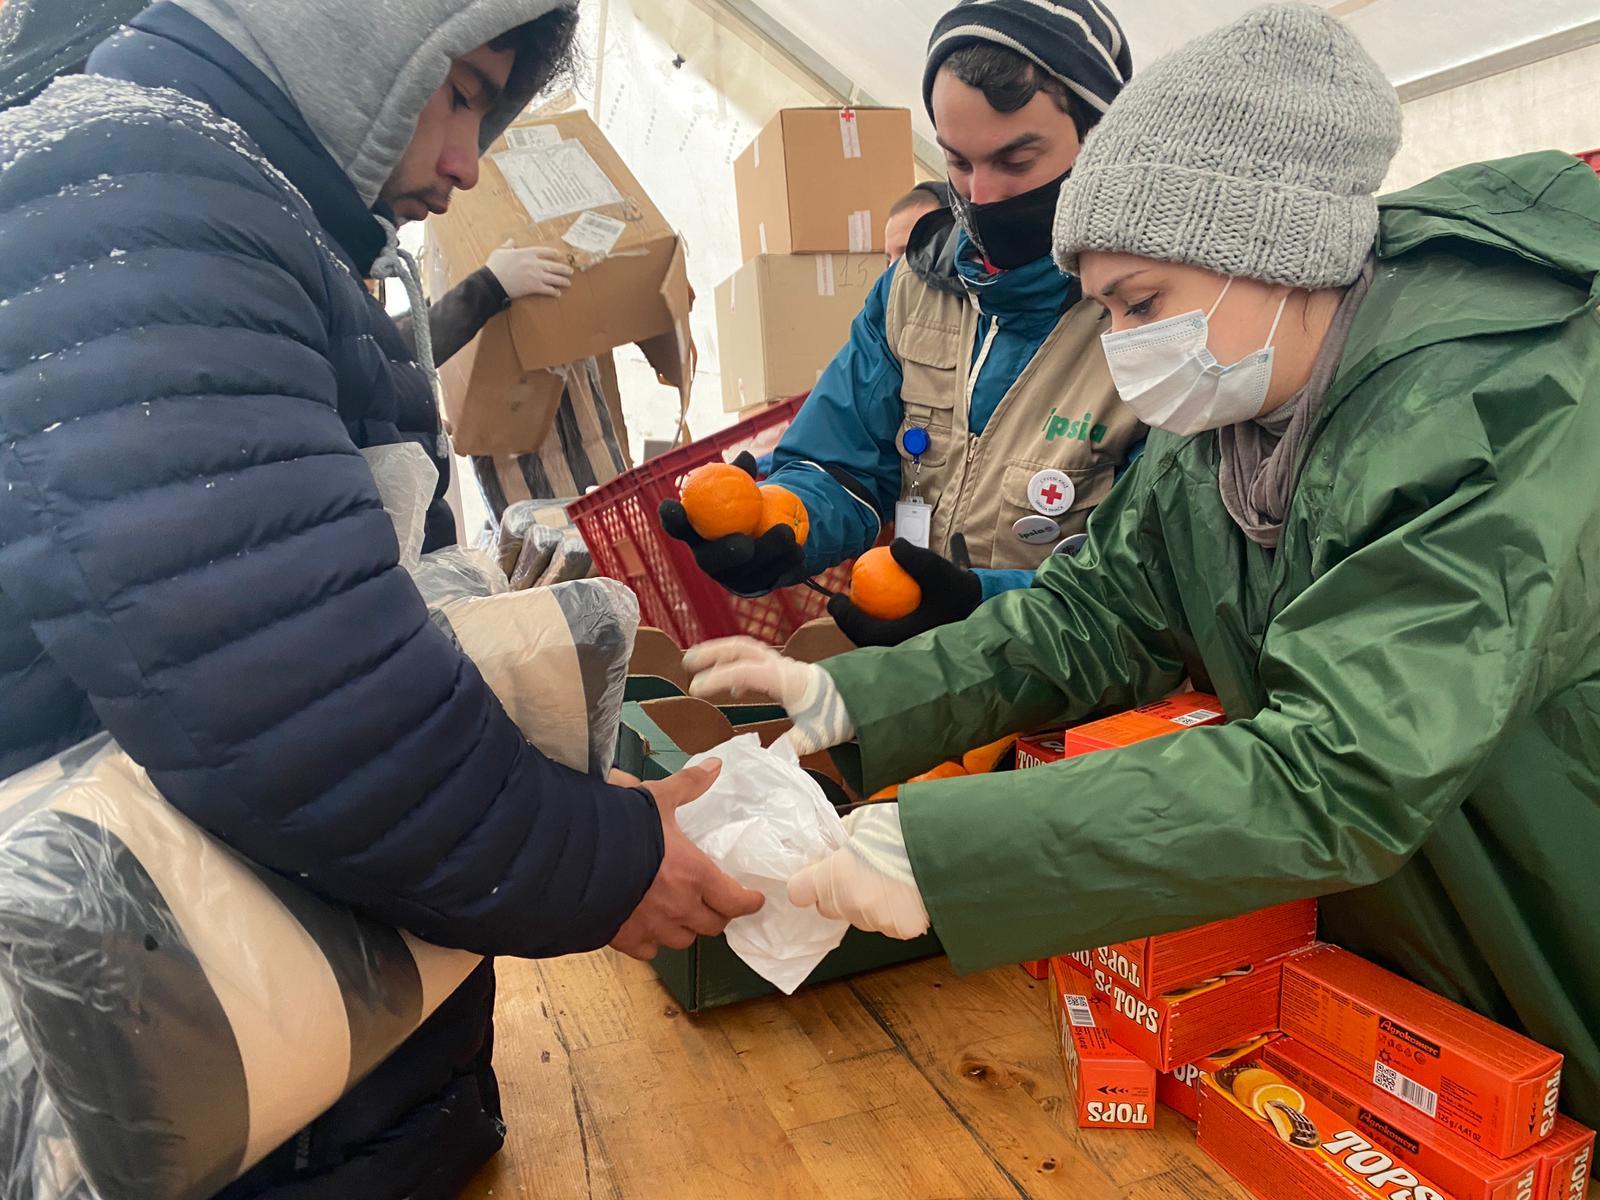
1100,278 -> 1290,436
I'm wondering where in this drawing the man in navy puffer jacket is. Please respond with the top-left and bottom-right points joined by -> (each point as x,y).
0,1 -> 763,1196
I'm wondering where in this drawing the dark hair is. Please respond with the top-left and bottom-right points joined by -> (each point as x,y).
890,182 -> 949,218
491,8 -> 582,99
940,44 -> 1086,138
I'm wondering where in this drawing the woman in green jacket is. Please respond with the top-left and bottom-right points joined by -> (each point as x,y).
685,3 -> 1600,1133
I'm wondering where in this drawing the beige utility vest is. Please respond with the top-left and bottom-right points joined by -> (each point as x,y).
884,267 -> 1143,570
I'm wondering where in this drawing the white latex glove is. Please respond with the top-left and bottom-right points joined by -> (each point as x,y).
788,803 -> 930,940
683,637 -> 854,756
486,240 -> 574,299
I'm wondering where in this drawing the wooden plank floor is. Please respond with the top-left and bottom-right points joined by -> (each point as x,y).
460,951 -> 1250,1200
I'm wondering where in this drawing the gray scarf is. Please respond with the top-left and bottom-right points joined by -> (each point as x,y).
1217,257 -> 1374,549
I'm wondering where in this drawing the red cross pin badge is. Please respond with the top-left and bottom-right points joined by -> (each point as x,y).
1027,468 -> 1075,517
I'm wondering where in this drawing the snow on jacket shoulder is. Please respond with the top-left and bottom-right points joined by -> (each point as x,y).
0,66 -> 662,959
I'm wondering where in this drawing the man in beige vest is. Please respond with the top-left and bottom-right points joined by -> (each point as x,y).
662,0 -> 1144,645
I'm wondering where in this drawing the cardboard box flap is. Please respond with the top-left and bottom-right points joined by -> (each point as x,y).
629,627 -> 691,693
636,238 -> 695,437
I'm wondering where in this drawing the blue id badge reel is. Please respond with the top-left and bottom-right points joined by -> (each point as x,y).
896,427 -> 933,549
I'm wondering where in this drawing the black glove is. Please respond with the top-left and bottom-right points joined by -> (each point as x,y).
658,452 -> 808,596
828,538 -> 982,648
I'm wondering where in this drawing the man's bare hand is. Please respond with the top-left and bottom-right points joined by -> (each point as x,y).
610,759 -> 765,961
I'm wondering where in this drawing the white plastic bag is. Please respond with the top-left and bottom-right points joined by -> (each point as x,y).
361,443 -> 438,573
674,734 -> 849,994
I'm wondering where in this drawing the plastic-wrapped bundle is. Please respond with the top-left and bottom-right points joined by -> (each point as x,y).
0,740 -> 481,1200
508,524 -> 562,590
432,578 -> 638,776
535,535 -> 594,588
0,454 -> 641,1200
410,546 -> 508,606
494,500 -> 541,578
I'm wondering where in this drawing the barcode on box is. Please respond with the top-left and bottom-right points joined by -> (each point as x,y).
1172,709 -> 1222,727
1064,994 -> 1096,1028
1373,1061 -> 1439,1118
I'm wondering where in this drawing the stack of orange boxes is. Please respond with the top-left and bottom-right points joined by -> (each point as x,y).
1022,694 -> 1330,1131
1196,946 -> 1595,1200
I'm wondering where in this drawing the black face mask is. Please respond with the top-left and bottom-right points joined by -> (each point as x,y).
949,169 -> 1070,271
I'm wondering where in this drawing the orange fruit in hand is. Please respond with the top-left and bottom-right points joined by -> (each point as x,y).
849,546 -> 921,620
754,485 -> 809,545
679,462 -> 763,540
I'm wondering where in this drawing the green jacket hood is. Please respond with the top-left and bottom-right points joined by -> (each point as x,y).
1328,152 -> 1600,414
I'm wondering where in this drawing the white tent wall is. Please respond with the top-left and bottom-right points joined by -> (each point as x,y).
1385,39 -> 1600,191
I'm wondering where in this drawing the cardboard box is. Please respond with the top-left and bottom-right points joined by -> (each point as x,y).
1014,693 -> 1226,768
1261,1038 -> 1545,1200
1049,958 -> 1156,1130
733,108 -> 914,259
1096,899 -> 1319,1000
1022,959 -> 1050,980
1071,951 -> 1293,1072
1538,1117 -> 1595,1200
427,111 -> 692,455
715,253 -> 884,412
1198,1065 -> 1459,1200
1159,1034 -> 1282,1123
1279,946 -> 1565,1158
614,699 -> 939,1011
626,618 -> 855,702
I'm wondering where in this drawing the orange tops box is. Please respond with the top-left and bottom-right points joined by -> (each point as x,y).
1159,1035 -> 1282,1123
733,107 -> 914,260
1066,952 -> 1289,1073
1097,898 -> 1319,1000
1198,1060 -> 1460,1200
1049,958 -> 1156,1130
1279,947 -> 1564,1159
1261,1038 -> 1545,1200
1538,1117 -> 1595,1200
1015,694 -> 1225,768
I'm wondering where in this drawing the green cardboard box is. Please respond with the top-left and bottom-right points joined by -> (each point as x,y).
617,697 -> 942,1012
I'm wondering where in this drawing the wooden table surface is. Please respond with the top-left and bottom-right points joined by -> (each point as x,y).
461,951 -> 1250,1200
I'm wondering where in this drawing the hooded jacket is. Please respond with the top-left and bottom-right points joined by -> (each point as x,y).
821,152 -> 1600,1135
0,2 -> 661,1195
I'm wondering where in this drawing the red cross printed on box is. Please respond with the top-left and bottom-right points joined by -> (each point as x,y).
841,109 -> 856,123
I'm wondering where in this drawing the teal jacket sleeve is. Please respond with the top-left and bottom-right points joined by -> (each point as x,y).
765,264 -> 903,575
974,568 -> 1034,599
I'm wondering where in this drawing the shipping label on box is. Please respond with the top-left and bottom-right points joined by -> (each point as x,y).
427,110 -> 693,456
1198,1064 -> 1461,1200
1262,1039 -> 1546,1200
733,108 -> 914,260
714,254 -> 884,412
1049,959 -> 1156,1130
1279,947 -> 1564,1158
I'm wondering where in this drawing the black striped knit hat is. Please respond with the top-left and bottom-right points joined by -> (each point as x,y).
923,0 -> 1132,126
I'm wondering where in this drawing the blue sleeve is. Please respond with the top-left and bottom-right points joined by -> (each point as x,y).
766,264 -> 905,575
974,568 -> 1036,601
0,109 -> 663,961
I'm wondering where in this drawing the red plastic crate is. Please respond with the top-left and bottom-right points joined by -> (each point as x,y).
567,396 -> 852,646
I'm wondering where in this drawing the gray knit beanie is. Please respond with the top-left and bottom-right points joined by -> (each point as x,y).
1053,3 -> 1401,288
